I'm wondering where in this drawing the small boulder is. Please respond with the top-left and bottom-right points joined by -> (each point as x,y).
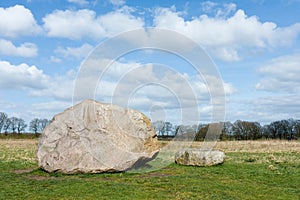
37,99 -> 159,174
175,148 -> 225,166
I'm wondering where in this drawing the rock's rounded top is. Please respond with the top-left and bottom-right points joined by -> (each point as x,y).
37,99 -> 159,174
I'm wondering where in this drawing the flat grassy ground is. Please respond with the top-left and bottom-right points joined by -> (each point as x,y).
0,139 -> 299,200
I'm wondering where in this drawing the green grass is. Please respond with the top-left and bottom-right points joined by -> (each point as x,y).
0,140 -> 299,200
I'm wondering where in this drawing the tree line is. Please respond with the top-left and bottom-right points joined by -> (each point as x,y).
1,110 -> 299,140
0,112 -> 50,135
153,119 -> 300,140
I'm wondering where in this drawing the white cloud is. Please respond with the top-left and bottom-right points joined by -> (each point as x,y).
55,43 -> 94,59
256,54 -> 300,93
110,0 -> 126,6
219,3 -> 237,18
28,70 -> 76,100
74,58 -> 232,121
153,7 -> 300,61
0,39 -> 38,57
43,9 -> 104,39
227,95 -> 300,124
96,63 -> 220,123
0,5 -> 41,38
0,61 -> 48,90
210,47 -> 240,61
0,60 -> 82,101
67,0 -> 89,6
201,1 -> 217,13
29,100 -> 73,119
0,99 -> 16,109
9,100 -> 73,124
253,95 -> 300,122
50,56 -> 62,63
201,1 -> 237,18
0,57 -> 231,124
97,6 -> 144,36
43,7 -> 144,40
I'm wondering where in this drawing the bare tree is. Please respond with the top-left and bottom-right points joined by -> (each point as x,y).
0,112 -> 8,133
3,118 -> 11,134
39,118 -> 50,131
29,118 -> 50,134
29,118 -> 40,134
163,122 -> 173,136
152,120 -> 165,136
16,118 -> 27,134
10,117 -> 19,133
232,120 -> 261,140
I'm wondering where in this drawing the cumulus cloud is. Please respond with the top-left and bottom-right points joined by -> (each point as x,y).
43,9 -> 104,39
28,69 -> 76,100
73,57 -> 232,122
96,62 -> 227,123
153,6 -> 300,61
0,60 -> 94,101
0,58 -> 210,105
0,5 -> 41,38
256,54 -> 300,93
227,94 -> 300,124
43,7 -> 144,40
55,43 -> 94,59
0,57 -> 231,124
253,95 -> 300,122
0,61 -> 48,90
201,1 -> 237,18
0,39 -> 38,57
29,78 -> 74,100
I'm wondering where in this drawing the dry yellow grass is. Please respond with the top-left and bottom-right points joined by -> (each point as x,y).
2,139 -> 300,154
159,140 -> 300,153
158,140 -> 300,165
0,139 -> 37,146
1,139 -> 299,164
214,140 -> 300,153
0,139 -> 38,162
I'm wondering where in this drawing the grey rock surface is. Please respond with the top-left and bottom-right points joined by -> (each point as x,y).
175,148 -> 225,166
37,99 -> 159,174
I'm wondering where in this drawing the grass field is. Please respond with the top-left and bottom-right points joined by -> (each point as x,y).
0,139 -> 299,200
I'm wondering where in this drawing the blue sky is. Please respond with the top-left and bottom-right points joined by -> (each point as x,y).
0,0 -> 300,125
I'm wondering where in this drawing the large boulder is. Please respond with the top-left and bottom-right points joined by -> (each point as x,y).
175,148 -> 225,166
37,99 -> 159,174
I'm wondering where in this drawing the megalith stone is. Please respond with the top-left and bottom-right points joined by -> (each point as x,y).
37,99 -> 159,174
175,148 -> 225,166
